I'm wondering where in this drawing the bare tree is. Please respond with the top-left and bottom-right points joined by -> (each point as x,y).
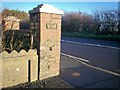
93,9 -> 118,35
62,11 -> 93,33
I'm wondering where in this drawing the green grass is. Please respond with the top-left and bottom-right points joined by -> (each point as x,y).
62,32 -> 120,41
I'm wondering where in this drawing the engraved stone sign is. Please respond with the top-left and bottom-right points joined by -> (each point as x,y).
46,22 -> 57,30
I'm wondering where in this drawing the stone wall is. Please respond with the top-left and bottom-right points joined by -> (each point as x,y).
0,4 -> 63,88
0,49 -> 38,88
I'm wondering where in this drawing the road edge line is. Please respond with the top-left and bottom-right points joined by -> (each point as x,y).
61,53 -> 89,63
61,40 -> 120,49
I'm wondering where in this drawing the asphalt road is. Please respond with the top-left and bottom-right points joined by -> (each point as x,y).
61,36 -> 120,72
60,36 -> 120,88
61,36 -> 120,48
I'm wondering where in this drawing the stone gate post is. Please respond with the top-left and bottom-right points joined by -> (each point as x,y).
2,16 -> 20,31
29,4 -> 64,80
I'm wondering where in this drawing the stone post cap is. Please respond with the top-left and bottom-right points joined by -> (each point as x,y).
3,16 -> 20,22
29,4 -> 64,15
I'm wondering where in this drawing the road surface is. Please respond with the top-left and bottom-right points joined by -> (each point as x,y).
61,36 -> 120,72
60,36 -> 120,88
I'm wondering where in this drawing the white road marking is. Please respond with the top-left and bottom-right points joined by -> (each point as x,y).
61,53 -> 120,77
61,53 -> 89,63
61,40 -> 120,49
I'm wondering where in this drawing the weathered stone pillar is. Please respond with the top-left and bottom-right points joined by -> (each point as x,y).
2,16 -> 20,31
29,4 -> 63,80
